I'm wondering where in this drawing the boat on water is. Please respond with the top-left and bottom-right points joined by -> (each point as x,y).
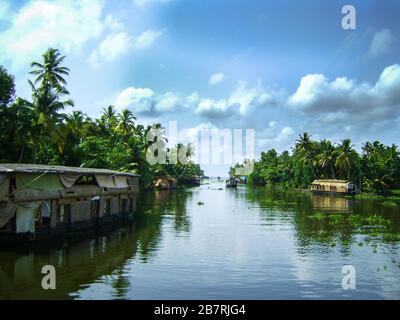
226,178 -> 238,188
0,164 -> 139,244
310,179 -> 357,195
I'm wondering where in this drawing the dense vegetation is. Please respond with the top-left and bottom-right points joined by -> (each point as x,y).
231,133 -> 400,195
0,48 -> 203,188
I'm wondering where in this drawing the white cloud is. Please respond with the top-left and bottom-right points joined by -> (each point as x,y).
89,32 -> 132,65
196,81 -> 278,119
114,87 -> 155,114
89,29 -> 164,67
134,0 -> 171,8
258,126 -> 295,151
135,29 -> 164,48
0,0 -> 105,70
114,87 -> 198,115
209,73 -> 226,86
368,29 -> 396,57
287,64 -> 400,126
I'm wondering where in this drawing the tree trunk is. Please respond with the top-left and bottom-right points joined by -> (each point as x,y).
330,163 -> 336,179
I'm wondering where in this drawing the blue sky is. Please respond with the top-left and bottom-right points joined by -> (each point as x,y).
1,0 -> 399,175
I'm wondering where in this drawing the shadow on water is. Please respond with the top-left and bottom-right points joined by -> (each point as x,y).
0,189 -> 193,299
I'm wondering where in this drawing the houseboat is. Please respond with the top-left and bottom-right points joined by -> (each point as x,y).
226,177 -> 238,188
310,179 -> 356,195
0,164 -> 139,243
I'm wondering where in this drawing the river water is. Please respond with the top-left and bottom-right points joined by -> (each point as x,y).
1,180 -> 400,299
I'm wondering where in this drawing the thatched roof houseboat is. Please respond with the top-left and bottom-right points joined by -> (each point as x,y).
310,179 -> 356,195
0,164 -> 139,243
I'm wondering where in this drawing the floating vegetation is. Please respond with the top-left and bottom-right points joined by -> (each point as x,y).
307,211 -> 392,229
382,200 -> 398,208
308,211 -> 326,220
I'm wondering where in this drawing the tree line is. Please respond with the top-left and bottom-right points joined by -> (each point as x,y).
231,133 -> 400,195
0,48 -> 203,188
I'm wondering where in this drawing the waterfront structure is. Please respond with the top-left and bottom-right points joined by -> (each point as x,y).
226,178 -> 238,188
0,164 -> 139,243
310,179 -> 356,195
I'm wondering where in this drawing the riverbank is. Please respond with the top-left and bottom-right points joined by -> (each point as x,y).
246,184 -> 400,208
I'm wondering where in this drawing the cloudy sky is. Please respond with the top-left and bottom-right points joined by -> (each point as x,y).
0,0 -> 399,175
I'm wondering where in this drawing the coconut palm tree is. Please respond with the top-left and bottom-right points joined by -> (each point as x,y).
24,81 -> 74,161
316,140 -> 337,179
30,48 -> 70,88
101,105 -> 118,131
335,138 -> 357,179
117,109 -> 136,135
295,132 -> 313,153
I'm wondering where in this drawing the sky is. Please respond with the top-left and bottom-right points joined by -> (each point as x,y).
0,0 -> 399,176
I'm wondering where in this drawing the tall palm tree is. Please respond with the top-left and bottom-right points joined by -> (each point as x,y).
117,109 -> 136,135
295,132 -> 316,176
30,48 -> 70,88
24,82 -> 74,161
295,132 -> 313,153
335,138 -> 357,179
101,105 -> 118,131
316,140 -> 337,179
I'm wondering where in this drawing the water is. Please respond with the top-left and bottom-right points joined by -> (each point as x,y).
1,180 -> 400,299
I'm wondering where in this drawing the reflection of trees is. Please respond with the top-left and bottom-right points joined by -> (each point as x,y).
0,188 -> 194,299
244,187 -> 400,251
0,227 -> 139,299
106,188 -> 192,264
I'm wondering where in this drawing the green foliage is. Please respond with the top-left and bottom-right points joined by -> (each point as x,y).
0,49 -> 204,188
239,132 -> 400,195
0,65 -> 15,106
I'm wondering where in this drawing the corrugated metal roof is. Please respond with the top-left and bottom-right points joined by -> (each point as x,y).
0,163 -> 139,177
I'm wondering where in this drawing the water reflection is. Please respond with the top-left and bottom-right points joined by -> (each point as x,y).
0,182 -> 399,299
244,187 -> 400,247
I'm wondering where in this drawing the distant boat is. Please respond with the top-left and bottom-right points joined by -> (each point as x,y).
226,178 -> 238,188
310,179 -> 357,195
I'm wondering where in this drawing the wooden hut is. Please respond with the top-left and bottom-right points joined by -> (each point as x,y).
310,180 -> 356,195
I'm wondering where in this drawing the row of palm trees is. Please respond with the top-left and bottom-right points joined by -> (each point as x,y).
0,48 -> 203,187
296,133 -> 358,180
244,132 -> 399,193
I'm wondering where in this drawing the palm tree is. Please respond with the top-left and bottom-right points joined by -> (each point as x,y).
101,105 -> 118,131
24,82 -> 74,161
295,132 -> 313,153
295,132 -> 317,176
117,109 -> 136,135
335,138 -> 357,179
316,140 -> 337,179
30,48 -> 70,88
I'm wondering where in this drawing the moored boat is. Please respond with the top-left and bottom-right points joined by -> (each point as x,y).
310,179 -> 357,195
226,178 -> 238,188
0,164 -> 139,244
